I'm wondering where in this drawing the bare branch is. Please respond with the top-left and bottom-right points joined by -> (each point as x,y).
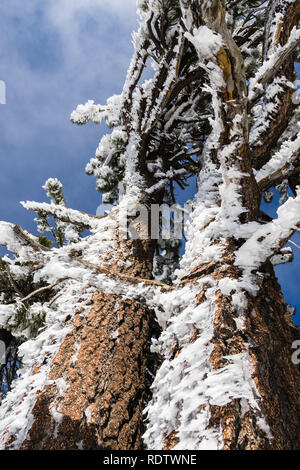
73,257 -> 173,292
20,278 -> 69,303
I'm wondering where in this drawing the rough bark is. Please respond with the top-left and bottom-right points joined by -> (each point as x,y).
15,235 -> 157,450
145,0 -> 300,451
21,292 -> 154,450
206,264 -> 300,450
162,255 -> 300,450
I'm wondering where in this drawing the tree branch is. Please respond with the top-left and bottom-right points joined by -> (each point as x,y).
21,201 -> 109,231
235,191 -> 300,269
258,166 -> 300,193
20,278 -> 69,303
249,27 -> 300,104
0,222 -> 50,253
72,257 -> 173,292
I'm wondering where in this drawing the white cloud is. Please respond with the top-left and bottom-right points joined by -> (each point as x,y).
0,0 -> 138,141
0,0 -> 139,220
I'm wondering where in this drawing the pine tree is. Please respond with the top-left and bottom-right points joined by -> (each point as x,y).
0,0 -> 299,450
0,179 -> 85,405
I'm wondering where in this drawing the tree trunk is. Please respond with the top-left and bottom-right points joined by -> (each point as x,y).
195,262 -> 300,450
143,0 -> 300,450
1,218 -> 157,450
21,291 -> 154,450
145,252 -> 300,450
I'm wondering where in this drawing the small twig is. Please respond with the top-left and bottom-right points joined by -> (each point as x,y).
48,293 -> 63,308
13,225 -> 50,252
73,257 -> 173,292
20,278 -> 69,303
3,262 -> 25,299
288,240 -> 300,249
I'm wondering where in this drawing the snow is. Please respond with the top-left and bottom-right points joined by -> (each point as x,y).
0,282 -> 96,449
271,247 -> 293,266
50,403 -> 63,439
84,405 -> 92,425
0,222 -> 26,253
249,26 -> 300,102
185,26 -> 223,60
0,304 -> 14,326
21,201 -> 102,232
250,77 -> 295,146
235,190 -> 300,275
76,440 -> 84,450
255,129 -> 300,182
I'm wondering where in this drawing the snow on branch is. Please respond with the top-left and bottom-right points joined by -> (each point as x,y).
256,131 -> 300,191
0,222 -> 49,253
70,94 -> 123,129
70,100 -> 106,125
235,191 -> 300,270
271,247 -> 294,266
249,27 -> 300,103
73,257 -> 173,292
20,201 -> 106,231
141,31 -> 185,134
121,34 -> 149,126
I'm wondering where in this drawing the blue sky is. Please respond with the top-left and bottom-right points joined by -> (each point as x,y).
0,1 -> 299,325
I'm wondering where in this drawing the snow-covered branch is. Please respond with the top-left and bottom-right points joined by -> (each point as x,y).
256,131 -> 300,191
141,31 -> 185,134
21,201 -> 105,231
0,222 -> 49,253
235,191 -> 300,269
249,27 -> 300,103
70,100 -> 106,125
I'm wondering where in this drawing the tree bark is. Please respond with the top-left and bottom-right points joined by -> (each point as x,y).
143,0 -> 300,451
3,226 -> 157,450
184,261 -> 300,450
21,291 -> 154,450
